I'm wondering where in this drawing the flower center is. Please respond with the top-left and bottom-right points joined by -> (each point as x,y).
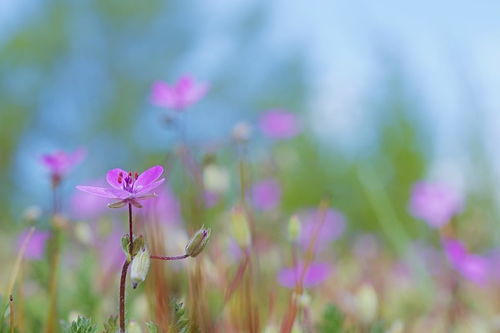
117,171 -> 139,192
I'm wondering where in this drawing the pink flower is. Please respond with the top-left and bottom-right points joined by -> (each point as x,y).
76,165 -> 165,208
150,75 -> 209,111
250,179 -> 281,211
259,109 -> 300,139
17,230 -> 50,260
298,208 -> 346,253
443,238 -> 491,286
409,181 -> 463,228
277,262 -> 332,288
40,148 -> 86,185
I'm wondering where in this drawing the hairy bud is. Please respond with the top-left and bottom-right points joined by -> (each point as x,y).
130,247 -> 150,289
185,226 -> 211,257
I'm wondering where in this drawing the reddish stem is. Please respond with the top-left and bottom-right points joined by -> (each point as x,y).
150,254 -> 189,261
119,203 -> 134,333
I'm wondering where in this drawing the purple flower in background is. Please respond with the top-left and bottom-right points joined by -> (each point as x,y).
17,230 -> 50,260
259,109 -> 300,140
151,75 -> 209,111
40,148 -> 86,186
76,165 -> 165,208
71,180 -> 108,220
141,186 -> 181,225
443,238 -> 491,285
250,179 -> 281,211
277,262 -> 331,288
298,208 -> 346,252
409,181 -> 463,228
98,229 -> 126,280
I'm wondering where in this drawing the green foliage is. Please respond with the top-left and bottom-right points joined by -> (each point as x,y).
369,321 -> 385,333
146,321 -> 159,333
171,300 -> 190,333
64,316 -> 97,333
101,316 -> 118,333
317,304 -> 344,333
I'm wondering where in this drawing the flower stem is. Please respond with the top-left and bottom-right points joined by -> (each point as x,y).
150,254 -> 189,261
119,203 -> 134,333
119,260 -> 130,333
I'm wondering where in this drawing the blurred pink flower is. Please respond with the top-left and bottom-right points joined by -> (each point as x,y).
250,179 -> 281,211
150,75 -> 209,111
443,238 -> 491,286
298,208 -> 346,252
409,181 -> 463,228
17,229 -> 50,260
99,229 -> 126,277
76,165 -> 165,208
141,186 -> 181,225
204,190 -> 219,208
71,180 -> 108,220
259,109 -> 300,139
40,148 -> 86,185
277,262 -> 331,288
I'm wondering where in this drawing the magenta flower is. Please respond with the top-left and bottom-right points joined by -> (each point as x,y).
17,229 -> 50,260
250,179 -> 281,211
150,75 -> 209,111
443,238 -> 491,286
40,148 -> 86,185
76,165 -> 165,208
298,208 -> 346,252
277,262 -> 332,288
409,181 -> 463,228
259,109 -> 300,140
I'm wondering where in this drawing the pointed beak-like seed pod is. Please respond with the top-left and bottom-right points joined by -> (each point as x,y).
130,247 -> 150,289
185,226 -> 211,257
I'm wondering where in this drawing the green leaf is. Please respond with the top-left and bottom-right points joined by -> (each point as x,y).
65,316 -> 97,333
318,304 -> 344,333
101,316 -> 118,333
146,322 -> 158,333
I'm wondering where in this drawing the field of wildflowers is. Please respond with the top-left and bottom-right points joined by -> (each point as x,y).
1,1 -> 499,332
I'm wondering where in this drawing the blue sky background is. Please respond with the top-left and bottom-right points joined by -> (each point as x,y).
1,0 -> 500,211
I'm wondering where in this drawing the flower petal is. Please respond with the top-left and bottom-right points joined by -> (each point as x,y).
135,166 -> 164,189
150,81 -> 176,108
135,178 -> 165,196
76,185 -> 125,199
106,168 -> 128,190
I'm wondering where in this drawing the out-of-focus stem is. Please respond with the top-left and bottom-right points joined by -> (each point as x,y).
46,185 -> 61,333
119,203 -> 134,333
150,254 -> 189,261
9,295 -> 14,333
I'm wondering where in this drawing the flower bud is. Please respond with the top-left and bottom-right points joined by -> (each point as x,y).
130,247 -> 150,289
288,215 -> 301,241
232,122 -> 252,142
185,226 -> 211,257
230,206 -> 251,248
355,283 -> 378,325
121,234 -> 131,262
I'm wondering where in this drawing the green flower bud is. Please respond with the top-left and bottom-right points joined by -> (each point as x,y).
185,226 -> 211,257
121,234 -> 131,262
130,247 -> 150,289
231,206 -> 251,248
288,215 -> 301,241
